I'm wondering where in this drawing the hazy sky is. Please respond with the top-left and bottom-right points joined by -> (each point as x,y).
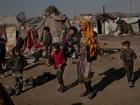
0,0 -> 140,17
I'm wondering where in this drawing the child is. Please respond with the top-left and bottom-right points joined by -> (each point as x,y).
63,26 -> 79,60
41,27 -> 52,65
52,43 -> 66,92
9,47 -> 27,95
120,41 -> 137,87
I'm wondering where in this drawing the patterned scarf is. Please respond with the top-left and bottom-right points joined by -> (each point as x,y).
80,19 -> 99,57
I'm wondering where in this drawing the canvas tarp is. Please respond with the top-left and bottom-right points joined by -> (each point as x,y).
25,14 -> 70,43
26,16 -> 46,30
103,20 -> 118,35
122,17 -> 140,33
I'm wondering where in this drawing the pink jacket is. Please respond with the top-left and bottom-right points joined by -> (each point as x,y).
52,49 -> 65,69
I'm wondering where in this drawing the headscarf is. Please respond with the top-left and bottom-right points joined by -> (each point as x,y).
80,19 -> 99,57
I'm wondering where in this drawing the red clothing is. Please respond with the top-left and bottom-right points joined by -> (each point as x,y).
53,50 -> 65,69
23,30 -> 42,51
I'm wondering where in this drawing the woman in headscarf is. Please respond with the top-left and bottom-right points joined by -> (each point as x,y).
77,19 -> 99,99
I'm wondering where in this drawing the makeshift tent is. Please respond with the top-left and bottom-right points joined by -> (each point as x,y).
17,5 -> 71,43
103,19 -> 118,35
122,17 -> 140,33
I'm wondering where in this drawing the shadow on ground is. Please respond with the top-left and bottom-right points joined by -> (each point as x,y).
134,68 -> 140,84
24,62 -> 45,71
71,102 -> 83,105
64,72 -> 95,91
3,62 -> 45,78
91,67 -> 125,98
23,72 -> 56,93
65,80 -> 79,91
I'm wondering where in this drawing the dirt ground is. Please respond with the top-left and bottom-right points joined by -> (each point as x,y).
1,36 -> 140,105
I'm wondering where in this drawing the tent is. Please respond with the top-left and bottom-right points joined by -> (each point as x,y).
17,6 -> 71,43
122,17 -> 140,33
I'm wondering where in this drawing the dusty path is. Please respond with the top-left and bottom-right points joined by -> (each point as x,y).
1,36 -> 140,105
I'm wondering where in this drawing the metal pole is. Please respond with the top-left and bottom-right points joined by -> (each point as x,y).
103,5 -> 105,34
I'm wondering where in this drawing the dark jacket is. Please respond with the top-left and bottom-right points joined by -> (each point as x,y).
66,33 -> 79,46
0,82 -> 15,105
0,37 -> 6,61
41,33 -> 52,47
120,48 -> 137,66
8,55 -> 27,72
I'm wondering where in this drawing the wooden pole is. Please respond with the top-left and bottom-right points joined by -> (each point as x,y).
103,5 -> 105,34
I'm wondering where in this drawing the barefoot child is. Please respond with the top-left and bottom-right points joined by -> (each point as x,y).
52,43 -> 66,92
120,41 -> 137,87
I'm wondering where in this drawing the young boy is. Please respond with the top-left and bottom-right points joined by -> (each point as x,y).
9,47 -> 27,95
52,43 -> 66,92
120,41 -> 137,87
41,27 -> 52,65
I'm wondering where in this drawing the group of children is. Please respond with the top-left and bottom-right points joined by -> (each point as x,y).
0,20 -> 138,98
0,25 -> 79,95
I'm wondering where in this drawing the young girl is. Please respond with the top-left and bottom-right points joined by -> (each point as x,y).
52,43 -> 66,92
77,19 -> 100,99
